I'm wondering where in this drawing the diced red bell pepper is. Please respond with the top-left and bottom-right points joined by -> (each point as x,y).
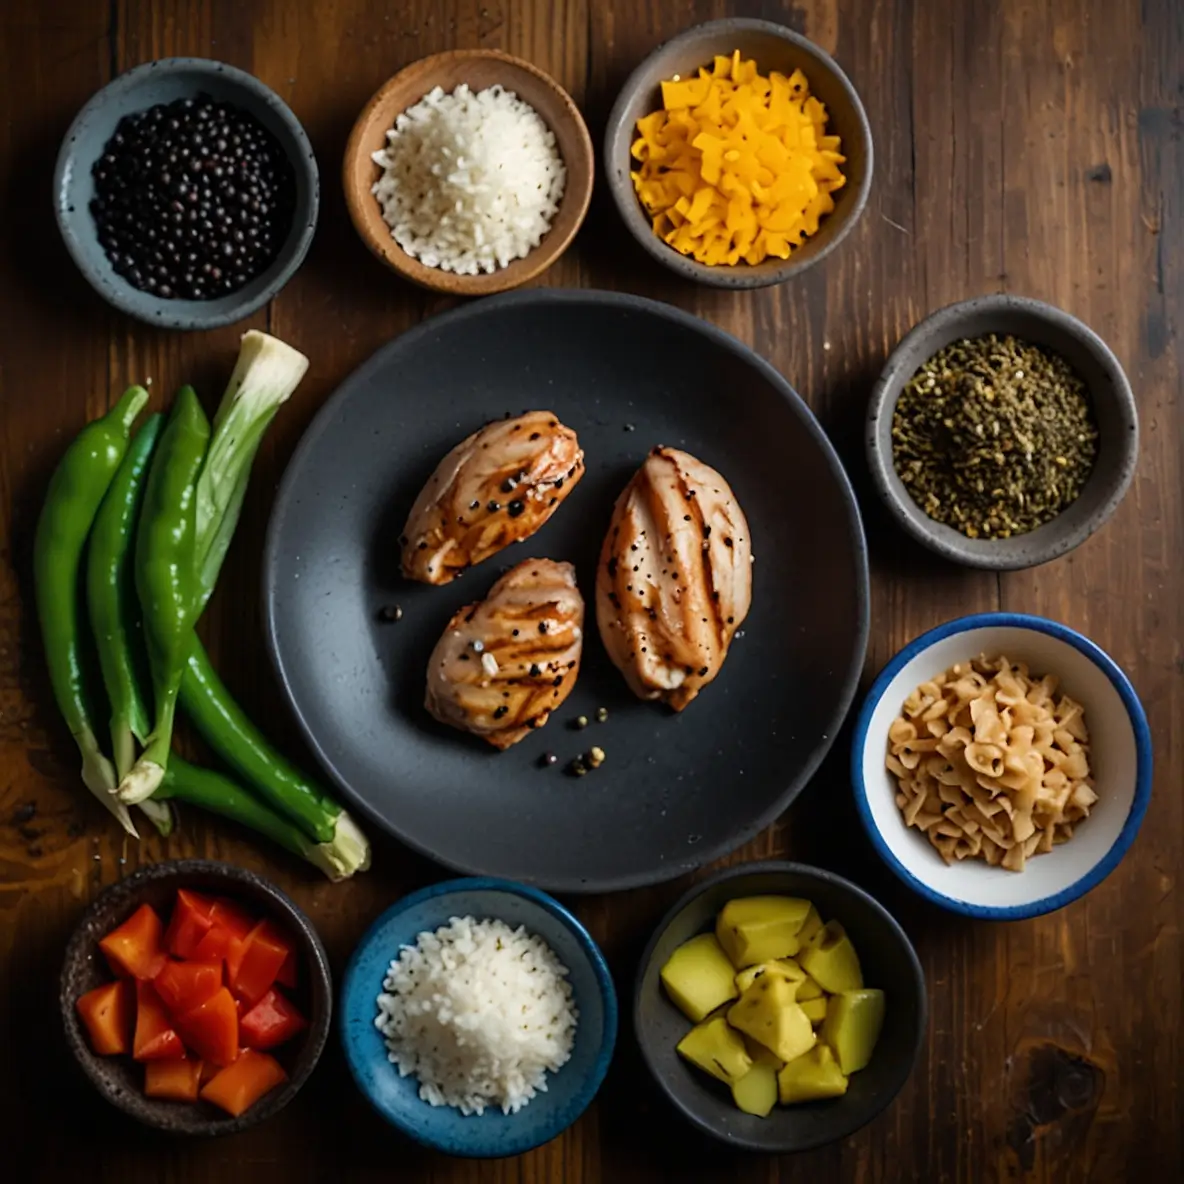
100,903 -> 168,980
276,949 -> 298,990
240,988 -> 308,1051
144,1055 -> 204,1101
133,980 -> 186,1061
76,979 -> 134,1056
230,920 -> 293,1008
176,987 -> 239,1067
190,898 -> 256,969
164,889 -> 217,959
200,1049 -> 287,1118
154,959 -> 223,1016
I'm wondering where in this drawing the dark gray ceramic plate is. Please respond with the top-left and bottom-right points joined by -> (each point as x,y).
263,290 -> 868,892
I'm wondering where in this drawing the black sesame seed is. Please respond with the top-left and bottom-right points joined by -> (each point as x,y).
529,664 -> 541,677
492,705 -> 508,720
507,500 -> 525,518
487,500 -> 501,513
377,604 -> 403,622
539,752 -> 558,767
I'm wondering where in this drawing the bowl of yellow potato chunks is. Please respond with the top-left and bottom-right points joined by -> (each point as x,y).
634,861 -> 925,1151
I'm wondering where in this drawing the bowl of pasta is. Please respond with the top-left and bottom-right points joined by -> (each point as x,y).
851,613 -> 1152,920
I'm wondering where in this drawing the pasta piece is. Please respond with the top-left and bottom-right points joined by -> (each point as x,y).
885,653 -> 1095,873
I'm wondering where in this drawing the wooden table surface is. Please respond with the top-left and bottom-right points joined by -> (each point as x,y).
2,0 -> 1180,1179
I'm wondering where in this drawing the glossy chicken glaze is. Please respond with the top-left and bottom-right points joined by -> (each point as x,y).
596,447 -> 752,710
400,411 -> 584,585
425,558 -> 585,748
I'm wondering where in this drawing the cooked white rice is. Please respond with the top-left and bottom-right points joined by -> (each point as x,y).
371,83 -> 566,276
375,915 -> 578,1116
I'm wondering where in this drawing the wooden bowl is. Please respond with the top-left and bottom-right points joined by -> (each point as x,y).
60,860 -> 332,1136
343,50 -> 593,296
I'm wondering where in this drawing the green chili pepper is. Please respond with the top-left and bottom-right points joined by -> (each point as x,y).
119,385 -> 209,804
180,638 -> 345,844
33,386 -> 148,837
87,414 -> 164,781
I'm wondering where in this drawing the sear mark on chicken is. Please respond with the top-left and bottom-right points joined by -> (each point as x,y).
425,558 -> 584,749
400,411 -> 584,585
596,446 -> 753,711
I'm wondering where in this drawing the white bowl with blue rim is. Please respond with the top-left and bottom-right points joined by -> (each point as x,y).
340,877 -> 617,1157
851,613 -> 1151,920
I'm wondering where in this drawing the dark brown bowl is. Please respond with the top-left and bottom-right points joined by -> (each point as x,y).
59,859 -> 331,1136
343,49 -> 594,296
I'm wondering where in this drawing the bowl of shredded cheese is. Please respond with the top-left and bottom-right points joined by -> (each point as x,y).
605,20 -> 872,287
344,50 -> 594,296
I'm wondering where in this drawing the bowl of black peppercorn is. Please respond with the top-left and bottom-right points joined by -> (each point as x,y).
54,58 -> 318,330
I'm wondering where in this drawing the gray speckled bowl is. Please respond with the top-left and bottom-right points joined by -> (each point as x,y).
604,19 -> 872,288
866,295 -> 1139,569
54,58 -> 318,330
60,860 -> 331,1136
634,862 -> 926,1152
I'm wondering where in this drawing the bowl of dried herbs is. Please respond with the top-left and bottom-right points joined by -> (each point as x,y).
865,295 -> 1138,569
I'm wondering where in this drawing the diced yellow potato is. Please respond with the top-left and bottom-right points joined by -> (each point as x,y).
800,995 -> 828,1026
823,989 -> 886,1074
676,1016 -> 753,1084
727,974 -> 816,1063
734,957 -> 805,994
794,974 -> 825,1002
742,1034 -> 785,1071
716,897 -> 813,967
777,1043 -> 849,1104
796,904 -> 824,947
798,921 -> 863,993
731,1059 -> 779,1117
660,933 -> 740,1022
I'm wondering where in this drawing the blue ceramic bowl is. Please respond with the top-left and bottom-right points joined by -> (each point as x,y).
54,58 -> 318,330
340,877 -> 618,1157
852,613 -> 1152,919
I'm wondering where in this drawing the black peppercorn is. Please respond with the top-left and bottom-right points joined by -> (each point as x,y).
89,93 -> 295,301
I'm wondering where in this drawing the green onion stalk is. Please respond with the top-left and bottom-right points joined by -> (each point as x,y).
110,331 -> 369,878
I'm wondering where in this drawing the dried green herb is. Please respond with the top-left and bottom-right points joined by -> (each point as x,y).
891,334 -> 1099,539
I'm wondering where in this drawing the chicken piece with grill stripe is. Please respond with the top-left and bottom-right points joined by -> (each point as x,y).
400,411 -> 584,585
596,447 -> 752,711
425,559 -> 584,749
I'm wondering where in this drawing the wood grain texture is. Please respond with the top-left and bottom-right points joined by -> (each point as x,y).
1,0 -> 1180,1180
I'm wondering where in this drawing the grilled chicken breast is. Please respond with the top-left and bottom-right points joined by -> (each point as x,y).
425,559 -> 584,749
401,412 -> 584,585
596,447 -> 752,711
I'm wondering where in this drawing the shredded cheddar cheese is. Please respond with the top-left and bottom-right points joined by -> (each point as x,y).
630,52 -> 846,267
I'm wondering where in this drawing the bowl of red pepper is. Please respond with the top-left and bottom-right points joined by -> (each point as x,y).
59,859 -> 331,1135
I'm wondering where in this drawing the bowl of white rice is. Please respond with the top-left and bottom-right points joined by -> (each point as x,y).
340,877 -> 617,1157
343,50 -> 594,296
